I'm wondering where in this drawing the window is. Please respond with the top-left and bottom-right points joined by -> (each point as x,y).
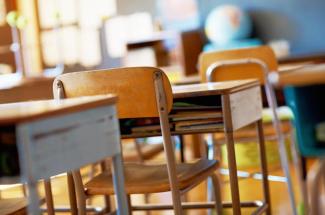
0,0 -> 6,26
38,0 -> 116,67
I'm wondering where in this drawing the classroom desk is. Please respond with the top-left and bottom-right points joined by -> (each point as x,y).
122,79 -> 270,215
0,74 -> 53,104
271,63 -> 325,87
0,95 -> 128,215
270,63 -> 325,214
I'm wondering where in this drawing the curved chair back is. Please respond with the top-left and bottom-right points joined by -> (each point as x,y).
53,67 -> 173,119
199,46 -> 278,84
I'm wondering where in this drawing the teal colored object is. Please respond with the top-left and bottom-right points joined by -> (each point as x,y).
284,85 -> 325,157
204,39 -> 261,52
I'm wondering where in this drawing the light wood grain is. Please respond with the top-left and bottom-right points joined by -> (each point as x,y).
84,159 -> 218,194
54,67 -> 173,119
172,79 -> 259,99
0,198 -> 27,215
0,76 -> 53,104
273,63 -> 325,86
199,46 -> 277,83
122,143 -> 164,162
0,95 -> 117,125
229,86 -> 263,131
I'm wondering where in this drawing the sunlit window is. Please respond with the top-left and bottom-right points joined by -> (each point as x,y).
38,0 -> 116,67
104,12 -> 154,58
38,0 -> 78,29
0,0 -> 6,26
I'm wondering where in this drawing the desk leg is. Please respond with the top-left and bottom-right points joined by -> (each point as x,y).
224,130 -> 241,215
222,95 -> 241,215
111,153 -> 129,215
27,180 -> 41,215
256,120 -> 271,215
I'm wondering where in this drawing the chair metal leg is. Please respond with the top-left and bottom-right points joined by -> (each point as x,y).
256,120 -> 271,215
289,129 -> 309,215
264,79 -> 298,215
206,133 -> 215,206
26,180 -> 41,214
44,179 -> 55,215
111,153 -> 130,215
179,135 -> 185,163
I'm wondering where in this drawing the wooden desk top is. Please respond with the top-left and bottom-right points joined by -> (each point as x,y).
172,79 -> 259,99
171,75 -> 200,86
272,63 -> 325,86
0,95 -> 117,125
126,31 -> 175,47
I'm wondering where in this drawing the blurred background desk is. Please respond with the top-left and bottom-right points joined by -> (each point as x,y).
0,74 -> 53,104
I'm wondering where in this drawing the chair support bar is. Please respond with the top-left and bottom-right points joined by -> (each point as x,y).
131,200 -> 264,210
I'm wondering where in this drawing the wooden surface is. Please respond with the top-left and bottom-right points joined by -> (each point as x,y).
126,31 -> 175,67
171,74 -> 200,86
84,159 -> 218,195
0,95 -> 117,125
123,142 -> 164,162
228,86 -> 262,131
0,75 -> 53,104
0,198 -> 28,215
180,29 -> 206,76
172,79 -> 259,99
199,46 -> 278,84
271,63 -> 325,86
55,67 -> 173,118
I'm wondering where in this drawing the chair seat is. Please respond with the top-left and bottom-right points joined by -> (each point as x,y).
123,142 -> 164,162
85,159 -> 218,195
0,198 -> 28,215
262,106 -> 294,123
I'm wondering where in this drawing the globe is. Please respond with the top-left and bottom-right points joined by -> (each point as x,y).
205,5 -> 252,45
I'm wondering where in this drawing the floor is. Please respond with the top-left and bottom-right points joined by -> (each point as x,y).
0,140 -> 311,215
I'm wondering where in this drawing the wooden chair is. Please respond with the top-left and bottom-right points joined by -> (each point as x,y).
0,182 -> 55,215
0,198 -> 28,215
199,46 -> 300,215
53,67 -> 222,215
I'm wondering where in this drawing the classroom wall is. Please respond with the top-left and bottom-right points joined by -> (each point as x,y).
116,0 -> 157,16
197,0 -> 325,55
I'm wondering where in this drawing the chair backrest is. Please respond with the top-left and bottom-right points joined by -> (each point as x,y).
199,46 -> 278,84
53,67 -> 173,119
